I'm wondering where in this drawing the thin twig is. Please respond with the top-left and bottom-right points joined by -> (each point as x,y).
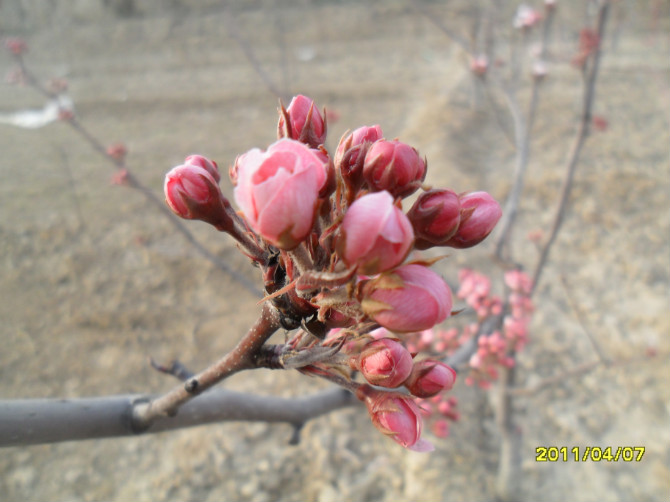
11,52 -> 263,297
531,2 -> 610,295
506,350 -> 662,398
149,358 -> 195,381
506,360 -> 600,397
494,363 -> 521,502
559,274 -> 609,363
494,5 -> 611,500
221,0 -> 289,102
407,0 -> 473,56
133,302 -> 281,429
493,6 -> 556,260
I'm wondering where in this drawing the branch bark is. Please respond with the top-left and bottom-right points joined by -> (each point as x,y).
0,388 -> 356,447
493,6 -> 556,261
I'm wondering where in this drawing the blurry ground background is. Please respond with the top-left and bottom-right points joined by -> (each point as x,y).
0,1 -> 668,501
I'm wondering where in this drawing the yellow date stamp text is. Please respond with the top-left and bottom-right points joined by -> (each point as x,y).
535,446 -> 645,462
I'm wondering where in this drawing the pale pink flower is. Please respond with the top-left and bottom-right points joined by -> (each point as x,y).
432,419 -> 450,438
338,191 -> 414,275
233,138 -> 328,249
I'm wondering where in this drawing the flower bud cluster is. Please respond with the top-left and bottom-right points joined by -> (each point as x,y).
346,332 -> 456,397
163,95 -> 503,451
406,268 -> 534,389
457,268 -> 503,319
416,395 -> 460,438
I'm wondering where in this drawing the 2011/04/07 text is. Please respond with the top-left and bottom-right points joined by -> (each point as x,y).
536,446 -> 645,462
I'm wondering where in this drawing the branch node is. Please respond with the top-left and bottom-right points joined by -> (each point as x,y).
288,422 -> 304,445
184,378 -> 200,394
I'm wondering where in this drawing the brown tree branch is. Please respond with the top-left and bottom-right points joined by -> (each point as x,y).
493,5 -> 556,261
133,302 -> 282,429
495,4 -> 611,501
531,2 -> 611,294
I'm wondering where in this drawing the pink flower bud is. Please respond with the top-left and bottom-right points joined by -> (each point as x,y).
233,138 -> 328,249
404,360 -> 457,398
312,147 -> 336,198
432,419 -> 450,438
106,143 -> 127,162
4,37 -> 27,56
445,191 -> 502,248
164,164 -> 232,230
111,168 -> 130,186
334,125 -> 383,194
351,338 -> 414,388
363,140 -> 426,198
185,154 -> 220,183
504,269 -> 533,294
360,264 -> 452,332
437,396 -> 460,421
514,5 -> 542,29
407,189 -> 461,250
358,386 -> 433,452
470,54 -> 489,78
278,94 -> 327,148
338,191 -> 414,275
532,60 -> 549,81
